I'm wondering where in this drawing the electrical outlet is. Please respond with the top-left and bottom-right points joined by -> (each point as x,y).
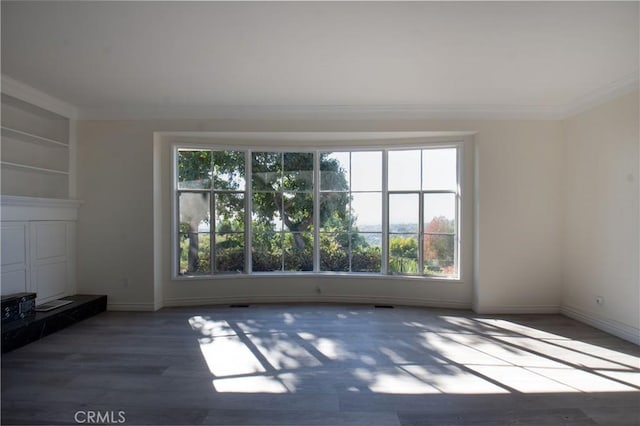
595,296 -> 604,305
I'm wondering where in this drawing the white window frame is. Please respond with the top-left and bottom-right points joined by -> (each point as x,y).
171,137 -> 466,281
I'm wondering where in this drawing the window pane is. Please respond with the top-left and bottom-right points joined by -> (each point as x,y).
252,232 -> 282,272
424,193 -> 456,234
252,152 -> 281,191
351,151 -> 381,191
320,192 -> 349,232
424,234 -> 455,276
423,148 -> 457,190
389,234 -> 419,274
388,150 -> 420,191
179,232 -> 211,275
320,152 -> 349,191
178,150 -> 211,189
319,233 -> 349,272
282,192 -> 313,233
283,233 -> 313,271
352,233 -> 381,272
213,151 -> 245,191
179,192 -> 210,231
178,192 -> 211,275
389,193 -> 418,233
215,193 -> 244,233
351,192 -> 381,232
253,192 -> 282,231
215,233 -> 244,273
283,152 -> 313,192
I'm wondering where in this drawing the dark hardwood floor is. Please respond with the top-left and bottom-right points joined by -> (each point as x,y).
2,304 -> 639,425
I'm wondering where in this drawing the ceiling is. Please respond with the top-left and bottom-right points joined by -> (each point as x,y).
1,1 -> 638,119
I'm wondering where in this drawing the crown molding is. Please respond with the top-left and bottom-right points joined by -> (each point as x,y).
78,103 -> 565,121
4,73 -> 636,122
562,70 -> 639,119
1,75 -> 79,119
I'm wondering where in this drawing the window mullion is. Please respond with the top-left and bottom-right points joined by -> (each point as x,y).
313,151 -> 320,273
382,150 -> 389,274
280,154 -> 285,272
347,152 -> 352,272
418,191 -> 424,275
419,148 -> 424,275
211,190 -> 216,274
245,150 -> 252,274
175,190 -> 180,276
455,144 -> 461,278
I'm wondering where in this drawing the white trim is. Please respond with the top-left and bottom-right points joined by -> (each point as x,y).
561,304 -> 640,345
1,75 -> 78,119
563,71 -> 640,118
163,295 -> 471,310
164,131 -> 475,144
68,119 -> 78,199
80,103 -> 565,121
473,304 -> 561,314
1,126 -> 69,147
73,74 -> 640,121
171,272 -> 465,283
107,302 -> 157,312
1,161 -> 69,175
1,195 -> 82,208
4,72 -> 637,122
1,196 -> 82,221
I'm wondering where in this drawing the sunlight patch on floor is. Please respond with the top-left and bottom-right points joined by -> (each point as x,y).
466,365 -> 576,393
212,375 -> 289,393
248,333 -> 322,369
596,370 -> 640,387
548,339 -> 640,369
189,314 -> 640,396
198,336 -> 266,376
402,365 -> 510,394
354,367 -> 440,394
420,332 -> 511,366
528,367 -> 638,392
493,335 -> 634,370
442,333 -> 568,368
299,332 -> 354,361
189,317 -> 235,337
474,319 -> 570,340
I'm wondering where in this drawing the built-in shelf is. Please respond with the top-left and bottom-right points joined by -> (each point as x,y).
1,161 -> 69,175
1,79 -> 79,316
1,126 -> 68,147
1,92 -> 72,198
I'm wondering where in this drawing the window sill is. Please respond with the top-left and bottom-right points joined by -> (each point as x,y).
171,272 -> 464,284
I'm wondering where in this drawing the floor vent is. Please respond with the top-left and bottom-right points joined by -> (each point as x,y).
229,304 -> 250,308
374,305 -> 394,309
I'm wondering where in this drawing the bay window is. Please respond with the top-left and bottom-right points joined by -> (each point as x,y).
175,143 -> 461,279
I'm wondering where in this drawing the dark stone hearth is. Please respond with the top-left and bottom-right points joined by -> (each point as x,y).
1,295 -> 107,353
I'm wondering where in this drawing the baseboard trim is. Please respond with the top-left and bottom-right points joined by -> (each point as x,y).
107,302 -> 157,312
561,305 -> 640,345
473,304 -> 561,314
163,294 -> 471,310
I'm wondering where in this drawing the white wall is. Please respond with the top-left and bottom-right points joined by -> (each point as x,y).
563,90 -> 640,343
76,118 -> 564,312
472,121 -> 565,313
